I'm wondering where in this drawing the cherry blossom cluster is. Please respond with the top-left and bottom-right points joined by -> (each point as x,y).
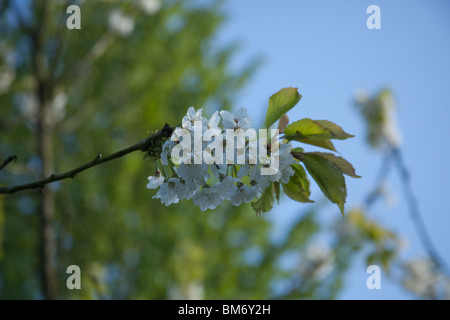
146,107 -> 296,211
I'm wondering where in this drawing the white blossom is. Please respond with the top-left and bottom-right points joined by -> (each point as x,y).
153,179 -> 180,206
210,163 -> 227,179
214,176 -> 238,200
250,167 -> 271,190
182,107 -> 207,131
146,170 -> 164,189
193,187 -> 223,211
229,184 -> 257,206
172,179 -> 196,200
263,143 -> 296,183
176,163 -> 209,189
237,163 -> 253,178
207,111 -> 221,132
220,108 -> 251,130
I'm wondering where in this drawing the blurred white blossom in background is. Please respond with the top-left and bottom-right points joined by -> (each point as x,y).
139,0 -> 162,15
298,244 -> 333,281
168,281 -> 204,300
50,91 -> 67,123
402,257 -> 450,299
108,10 -> 135,37
18,92 -> 39,122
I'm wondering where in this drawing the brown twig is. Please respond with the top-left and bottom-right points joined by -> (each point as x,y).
0,124 -> 173,195
0,155 -> 18,172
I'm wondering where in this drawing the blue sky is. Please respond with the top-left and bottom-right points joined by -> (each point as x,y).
218,0 -> 450,299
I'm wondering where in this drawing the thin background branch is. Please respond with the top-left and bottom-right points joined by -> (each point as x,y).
0,155 -> 17,172
391,147 -> 449,274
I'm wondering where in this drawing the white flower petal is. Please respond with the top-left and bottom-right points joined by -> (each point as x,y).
153,181 -> 179,206
187,107 -> 196,120
235,108 -> 247,119
176,163 -> 210,188
193,187 -> 222,211
208,111 -> 221,130
219,110 -> 236,129
213,176 -> 238,200
237,164 -> 253,178
230,184 -> 257,206
146,175 -> 164,189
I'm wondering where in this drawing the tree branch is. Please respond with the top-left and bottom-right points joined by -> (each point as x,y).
0,155 -> 18,172
391,147 -> 450,275
362,143 -> 450,277
0,124 -> 173,195
363,150 -> 393,209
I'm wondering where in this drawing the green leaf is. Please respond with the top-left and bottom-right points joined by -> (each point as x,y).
302,153 -> 347,216
285,119 -> 330,137
284,119 -> 354,151
291,147 -> 304,153
284,119 -> 337,151
282,164 -> 313,203
265,87 -> 302,128
251,183 -> 275,216
308,152 -> 361,178
315,120 -> 355,140
295,136 -> 337,152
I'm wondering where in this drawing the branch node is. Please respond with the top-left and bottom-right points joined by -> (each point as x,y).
163,123 -> 174,137
140,124 -> 173,153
